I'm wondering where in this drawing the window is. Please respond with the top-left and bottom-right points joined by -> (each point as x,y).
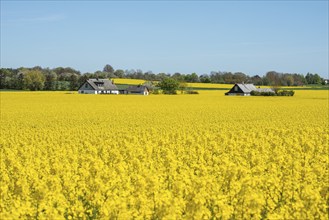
234,86 -> 238,92
85,83 -> 88,88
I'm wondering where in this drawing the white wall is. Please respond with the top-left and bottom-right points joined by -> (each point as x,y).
79,89 -> 119,94
78,90 -> 97,94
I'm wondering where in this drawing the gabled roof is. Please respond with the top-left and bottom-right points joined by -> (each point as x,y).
226,83 -> 275,95
80,79 -> 118,90
256,88 -> 275,93
236,83 -> 257,93
126,85 -> 149,92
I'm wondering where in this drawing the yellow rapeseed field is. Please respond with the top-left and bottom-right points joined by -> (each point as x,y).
0,90 -> 328,219
186,83 -> 233,89
112,78 -> 146,85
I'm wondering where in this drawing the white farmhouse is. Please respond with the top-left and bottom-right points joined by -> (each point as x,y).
78,79 -> 119,94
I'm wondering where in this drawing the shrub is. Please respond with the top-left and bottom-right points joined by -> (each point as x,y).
185,90 -> 199,94
250,91 -> 260,96
276,90 -> 295,96
251,91 -> 276,96
163,90 -> 177,95
152,89 -> 160,95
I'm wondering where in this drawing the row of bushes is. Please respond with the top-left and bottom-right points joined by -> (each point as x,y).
250,90 -> 295,96
250,91 -> 276,96
185,90 -> 199,94
152,90 -> 199,95
276,90 -> 295,96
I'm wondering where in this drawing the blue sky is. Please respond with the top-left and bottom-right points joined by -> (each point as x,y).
1,1 -> 328,77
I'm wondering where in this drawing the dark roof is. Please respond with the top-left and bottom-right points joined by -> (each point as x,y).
85,79 -> 118,90
126,85 -> 149,92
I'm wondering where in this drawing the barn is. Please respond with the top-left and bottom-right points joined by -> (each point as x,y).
78,79 -> 119,94
225,83 -> 274,96
125,85 -> 149,95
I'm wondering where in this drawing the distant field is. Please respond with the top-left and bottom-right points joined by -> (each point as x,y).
112,78 -> 146,85
111,78 -> 328,90
187,83 -> 233,89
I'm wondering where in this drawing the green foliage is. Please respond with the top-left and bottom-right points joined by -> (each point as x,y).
251,90 -> 295,96
44,71 -> 57,91
24,70 -> 45,91
103,64 -> 114,74
0,66 -> 326,91
0,68 -> 13,89
179,82 -> 188,94
185,90 -> 199,94
69,74 -> 80,91
305,73 -> 322,85
250,91 -> 276,96
157,78 -> 180,95
113,69 -> 124,78
276,90 -> 295,96
152,89 -> 160,95
56,81 -> 70,91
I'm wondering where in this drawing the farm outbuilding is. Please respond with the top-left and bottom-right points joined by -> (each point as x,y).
78,79 -> 119,94
225,83 -> 274,96
125,85 -> 149,95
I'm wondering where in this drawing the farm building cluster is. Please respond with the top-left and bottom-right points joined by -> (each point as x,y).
78,79 -> 149,95
78,79 -> 274,96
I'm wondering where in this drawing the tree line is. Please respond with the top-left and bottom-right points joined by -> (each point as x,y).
0,64 -> 326,91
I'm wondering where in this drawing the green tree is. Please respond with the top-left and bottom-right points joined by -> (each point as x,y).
24,70 -> 45,91
305,73 -> 322,85
200,74 -> 211,83
179,82 -> 188,94
172,72 -> 185,82
312,73 -> 322,84
103,64 -> 114,74
0,68 -> 12,89
265,71 -> 282,92
114,69 -> 125,78
69,74 -> 80,91
15,72 -> 25,90
282,74 -> 294,86
157,78 -> 180,94
251,75 -> 263,85
185,73 -> 199,82
44,71 -> 57,90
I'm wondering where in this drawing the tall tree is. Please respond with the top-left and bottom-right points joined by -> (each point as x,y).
114,69 -> 125,78
103,64 -> 114,74
265,71 -> 282,92
44,71 -> 57,90
200,74 -> 211,83
172,72 -> 184,82
0,68 -> 12,89
210,71 -> 224,83
251,75 -> 263,85
157,78 -> 180,94
185,73 -> 199,83
69,74 -> 80,91
24,70 -> 45,91
282,74 -> 294,86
